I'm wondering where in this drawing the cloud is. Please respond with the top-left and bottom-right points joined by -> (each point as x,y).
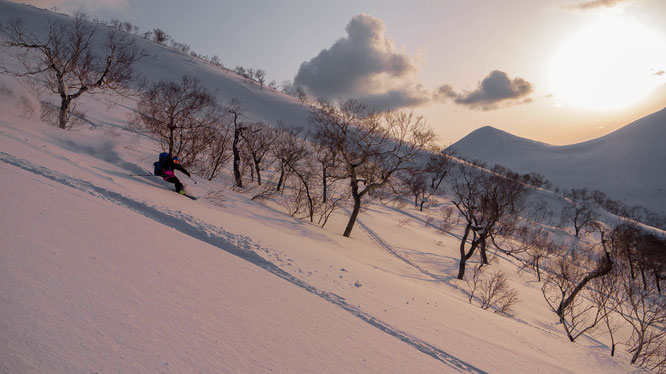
294,14 -> 423,110
436,70 -> 534,111
12,0 -> 129,13
564,0 -> 631,10
357,84 -> 431,110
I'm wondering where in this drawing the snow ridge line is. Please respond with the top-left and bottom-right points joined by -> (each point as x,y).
355,215 -> 449,283
1,152 -> 487,374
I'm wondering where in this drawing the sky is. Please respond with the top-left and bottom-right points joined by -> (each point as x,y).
10,0 -> 666,146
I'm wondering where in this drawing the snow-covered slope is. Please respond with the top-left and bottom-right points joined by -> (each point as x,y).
0,0 -> 311,127
447,108 -> 666,214
1,76 -> 635,373
0,2 -> 642,373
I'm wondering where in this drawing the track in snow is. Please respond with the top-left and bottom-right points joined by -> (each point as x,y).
1,152 -> 488,374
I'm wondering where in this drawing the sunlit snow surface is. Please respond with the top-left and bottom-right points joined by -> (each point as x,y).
0,1 -> 641,373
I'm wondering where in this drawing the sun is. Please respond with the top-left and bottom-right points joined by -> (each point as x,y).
548,14 -> 666,110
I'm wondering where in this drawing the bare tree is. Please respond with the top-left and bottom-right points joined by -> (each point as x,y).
312,141 -> 340,204
200,111 -> 233,181
439,206 -> 456,233
171,41 -> 191,54
478,270 -> 519,315
464,265 -> 482,304
542,255 -> 601,342
227,99 -> 245,188
234,66 -> 248,79
451,164 -> 529,279
210,55 -> 222,67
400,150 -> 450,212
618,273 -> 666,369
642,232 -> 666,294
421,149 -> 453,209
284,139 -> 317,222
270,124 -> 304,192
590,271 -> 623,357
133,75 -> 219,165
240,122 -> 273,185
514,226 -> 562,282
151,28 -> 170,44
254,69 -> 266,88
464,267 -> 519,316
311,99 -> 436,237
400,162 -> 429,209
295,86 -> 308,103
1,13 -> 144,129
542,228 -> 614,342
561,188 -> 598,237
311,137 -> 347,227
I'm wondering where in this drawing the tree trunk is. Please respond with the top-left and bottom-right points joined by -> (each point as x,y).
252,159 -> 262,185
304,180 -> 314,222
343,194 -> 361,238
654,269 -> 661,294
322,167 -> 327,204
630,341 -> 644,364
232,150 -> 242,187
606,315 -> 616,357
628,256 -> 636,280
276,162 -> 285,191
562,320 -> 576,342
556,253 -> 613,321
231,111 -> 242,188
640,266 -> 648,291
457,223 -> 472,279
573,213 -> 581,237
58,97 -> 71,129
343,173 -> 363,237
479,234 -> 489,265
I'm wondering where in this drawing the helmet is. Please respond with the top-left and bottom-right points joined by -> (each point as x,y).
173,156 -> 180,164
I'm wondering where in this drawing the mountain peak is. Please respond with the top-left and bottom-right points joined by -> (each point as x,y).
446,108 -> 666,214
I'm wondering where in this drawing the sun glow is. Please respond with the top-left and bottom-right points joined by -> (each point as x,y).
548,15 -> 666,110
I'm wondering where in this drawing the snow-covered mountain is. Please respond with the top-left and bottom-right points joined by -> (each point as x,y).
0,2 -> 647,373
447,107 -> 666,214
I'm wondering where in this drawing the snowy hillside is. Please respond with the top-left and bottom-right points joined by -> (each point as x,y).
447,108 -> 666,214
0,0 -> 311,128
0,2 -> 646,373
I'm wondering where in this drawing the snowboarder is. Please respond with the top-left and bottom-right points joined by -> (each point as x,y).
154,152 -> 192,194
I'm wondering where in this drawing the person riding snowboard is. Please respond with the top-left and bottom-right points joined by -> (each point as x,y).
154,152 -> 191,194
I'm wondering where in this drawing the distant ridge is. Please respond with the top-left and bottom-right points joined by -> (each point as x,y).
447,107 -> 666,214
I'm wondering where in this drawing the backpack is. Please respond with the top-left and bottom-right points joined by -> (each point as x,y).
154,152 -> 172,176
153,161 -> 162,176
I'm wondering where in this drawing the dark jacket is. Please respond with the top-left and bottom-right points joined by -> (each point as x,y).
155,158 -> 190,179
